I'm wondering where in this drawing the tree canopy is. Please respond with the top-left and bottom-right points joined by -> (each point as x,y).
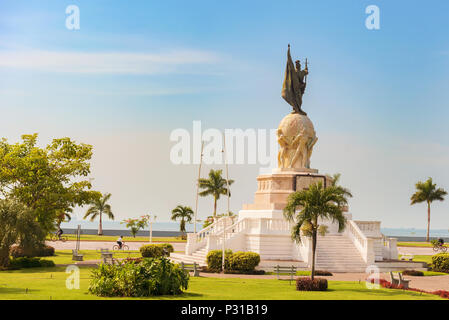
0,134 -> 100,233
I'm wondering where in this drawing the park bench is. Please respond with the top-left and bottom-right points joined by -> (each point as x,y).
398,272 -> 411,289
99,248 -> 115,265
274,265 -> 297,282
180,262 -> 200,277
72,249 -> 84,261
389,272 -> 411,289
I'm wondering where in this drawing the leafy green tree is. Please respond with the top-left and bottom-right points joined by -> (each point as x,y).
0,199 -> 44,268
198,169 -> 234,218
84,193 -> 114,235
411,177 -> 447,242
283,182 -> 349,280
122,216 -> 150,237
0,134 -> 100,234
171,205 -> 194,237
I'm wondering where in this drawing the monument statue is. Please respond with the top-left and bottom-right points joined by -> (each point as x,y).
277,45 -> 317,169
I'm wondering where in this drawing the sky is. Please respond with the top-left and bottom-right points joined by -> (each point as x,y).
0,0 -> 448,230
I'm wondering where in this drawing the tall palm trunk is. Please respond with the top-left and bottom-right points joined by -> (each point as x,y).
213,195 -> 217,217
311,229 -> 317,281
426,201 -> 431,242
98,212 -> 103,236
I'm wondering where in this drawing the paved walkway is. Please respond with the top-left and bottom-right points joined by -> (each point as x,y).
398,246 -> 439,256
197,272 -> 449,292
47,240 -> 186,252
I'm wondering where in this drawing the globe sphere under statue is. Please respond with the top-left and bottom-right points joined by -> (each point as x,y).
276,112 -> 318,169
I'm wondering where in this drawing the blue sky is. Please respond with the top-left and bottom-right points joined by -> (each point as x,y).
0,1 -> 448,229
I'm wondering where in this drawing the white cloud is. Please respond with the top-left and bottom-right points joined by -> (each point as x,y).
0,49 -> 221,74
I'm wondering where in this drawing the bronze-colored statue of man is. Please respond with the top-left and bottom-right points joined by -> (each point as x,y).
281,44 -> 309,115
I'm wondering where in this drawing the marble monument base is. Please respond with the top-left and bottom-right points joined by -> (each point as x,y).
241,167 -> 332,213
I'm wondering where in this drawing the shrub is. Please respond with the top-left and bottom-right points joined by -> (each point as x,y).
314,270 -> 333,276
431,253 -> 449,272
206,249 -> 233,272
10,245 -> 55,258
159,243 -> 174,254
206,250 -> 261,273
8,257 -> 55,269
402,270 -> 424,276
140,244 -> 167,258
228,251 -> 260,272
296,277 -> 328,291
88,257 -> 189,297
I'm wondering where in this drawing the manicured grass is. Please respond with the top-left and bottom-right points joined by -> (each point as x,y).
398,242 -> 448,248
0,267 -> 443,300
400,254 -> 433,265
45,250 -> 141,265
46,234 -> 186,242
422,271 -> 448,276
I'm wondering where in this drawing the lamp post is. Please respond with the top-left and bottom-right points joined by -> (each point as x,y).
143,214 -> 157,243
221,133 -> 231,273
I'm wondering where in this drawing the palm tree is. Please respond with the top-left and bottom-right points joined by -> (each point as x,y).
83,193 -> 114,235
198,169 -> 234,218
411,178 -> 447,242
283,182 -> 349,280
55,208 -> 72,229
171,205 -> 194,238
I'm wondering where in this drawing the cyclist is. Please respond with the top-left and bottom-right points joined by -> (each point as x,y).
438,238 -> 445,246
56,227 -> 64,240
117,235 -> 123,249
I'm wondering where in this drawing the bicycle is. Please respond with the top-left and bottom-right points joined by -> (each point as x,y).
50,234 -> 67,242
433,242 -> 447,253
113,242 -> 129,251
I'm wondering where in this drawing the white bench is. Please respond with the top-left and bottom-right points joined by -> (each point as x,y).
72,249 -> 84,261
180,262 -> 200,277
274,265 -> 297,283
400,254 -> 414,261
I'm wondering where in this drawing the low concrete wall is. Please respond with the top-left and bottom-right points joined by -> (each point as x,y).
61,228 -> 182,237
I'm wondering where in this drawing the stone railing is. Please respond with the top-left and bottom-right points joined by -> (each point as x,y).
382,236 -> 399,260
259,218 -> 291,233
354,221 -> 382,237
208,218 -> 250,251
185,216 -> 234,255
345,220 -> 375,264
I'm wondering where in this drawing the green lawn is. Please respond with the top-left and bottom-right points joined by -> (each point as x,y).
45,250 -> 142,265
398,242 -> 448,248
0,267 -> 443,300
47,234 -> 186,243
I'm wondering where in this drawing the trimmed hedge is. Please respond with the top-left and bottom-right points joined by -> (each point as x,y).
206,250 -> 260,273
431,253 -> 449,272
314,270 -> 333,276
206,249 -> 233,272
8,257 -> 55,269
140,244 -> 172,258
296,277 -> 328,291
88,257 -> 189,297
10,245 -> 55,258
228,251 -> 260,272
402,270 -> 424,276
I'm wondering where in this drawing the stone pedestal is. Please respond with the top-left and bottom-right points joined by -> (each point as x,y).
241,168 -> 332,212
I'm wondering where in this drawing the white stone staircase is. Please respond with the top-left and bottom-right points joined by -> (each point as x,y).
170,248 -> 208,266
315,234 -> 367,272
